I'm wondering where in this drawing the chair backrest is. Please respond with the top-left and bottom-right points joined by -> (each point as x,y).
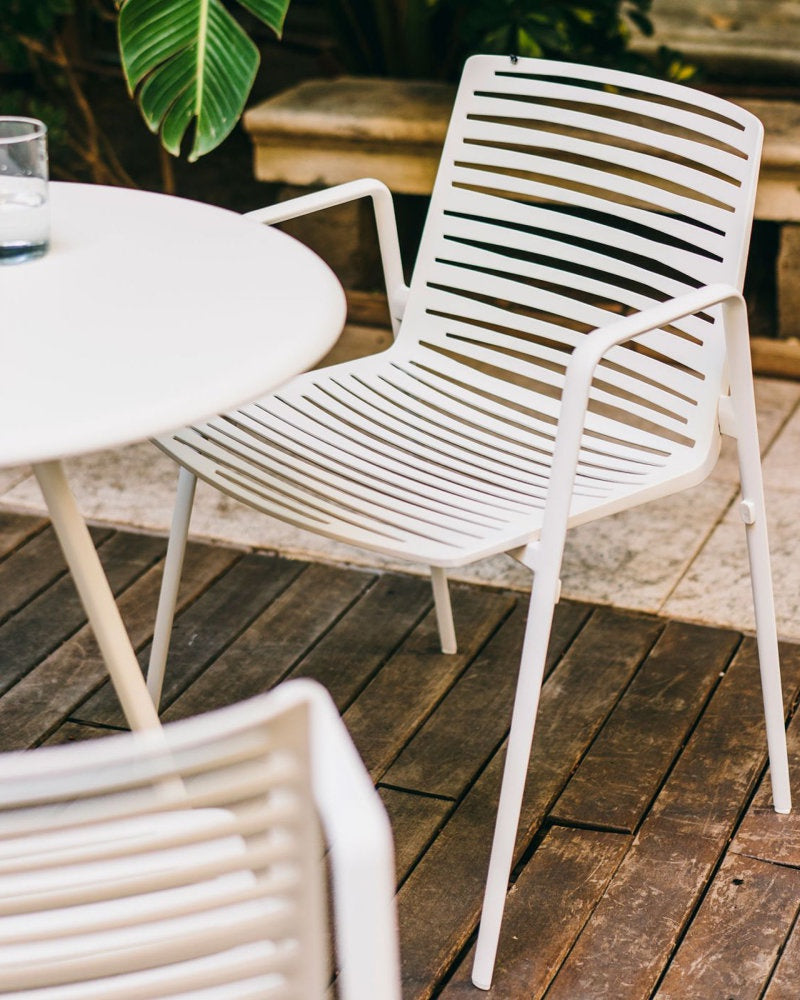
0,680 -> 400,1000
400,54 -> 763,469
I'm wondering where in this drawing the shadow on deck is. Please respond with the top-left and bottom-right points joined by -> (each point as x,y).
1,510 -> 799,998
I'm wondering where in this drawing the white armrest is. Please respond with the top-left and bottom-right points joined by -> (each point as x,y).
566,282 -> 742,383
523,283 -> 749,577
307,685 -> 401,1000
246,179 -> 409,338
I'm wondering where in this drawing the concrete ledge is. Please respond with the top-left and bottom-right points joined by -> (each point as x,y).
244,77 -> 454,194
634,0 -> 800,83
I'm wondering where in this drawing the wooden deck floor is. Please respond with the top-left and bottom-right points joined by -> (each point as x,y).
2,509 -> 800,999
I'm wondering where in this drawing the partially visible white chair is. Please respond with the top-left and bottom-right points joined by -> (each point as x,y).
150,54 -> 791,989
0,679 -> 400,1000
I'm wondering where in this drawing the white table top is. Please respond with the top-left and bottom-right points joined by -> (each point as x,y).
1,182 -> 346,467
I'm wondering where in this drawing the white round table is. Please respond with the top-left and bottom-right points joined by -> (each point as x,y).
1,183 -> 346,729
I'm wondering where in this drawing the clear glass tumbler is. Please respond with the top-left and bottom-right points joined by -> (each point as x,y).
0,117 -> 49,264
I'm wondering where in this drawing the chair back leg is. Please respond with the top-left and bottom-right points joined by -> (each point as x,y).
733,415 -> 792,813
431,566 -> 457,654
742,495 -> 792,813
147,466 -> 198,707
471,565 -> 561,990
724,298 -> 791,814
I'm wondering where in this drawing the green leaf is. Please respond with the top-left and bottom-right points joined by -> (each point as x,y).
237,0 -> 289,36
118,0 -> 290,161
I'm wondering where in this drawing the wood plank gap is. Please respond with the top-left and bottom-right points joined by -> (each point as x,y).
356,592 -> 521,781
652,643 -> 800,993
379,786 -> 456,888
337,585 -> 434,715
721,640 -> 800,868
345,587 -> 521,789
647,829 -> 745,999
539,816 -> 634,837
440,826 -> 632,999
378,782 -> 457,803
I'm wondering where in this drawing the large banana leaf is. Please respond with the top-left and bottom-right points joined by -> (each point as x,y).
118,0 -> 291,160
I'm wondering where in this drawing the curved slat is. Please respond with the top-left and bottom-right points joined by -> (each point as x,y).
471,73 -> 757,152
318,377 -> 650,484
461,116 -> 748,189
448,167 -> 732,254
453,138 -> 738,221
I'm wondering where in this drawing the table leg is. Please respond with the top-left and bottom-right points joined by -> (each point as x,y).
34,461 -> 162,732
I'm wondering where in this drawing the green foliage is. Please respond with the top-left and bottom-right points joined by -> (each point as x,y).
1,2 -> 142,186
1,1 -> 79,179
317,0 -> 444,78
116,0 -> 291,161
322,0 -> 694,83
0,0 -> 74,69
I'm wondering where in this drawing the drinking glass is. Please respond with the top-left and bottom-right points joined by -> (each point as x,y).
0,117 -> 49,264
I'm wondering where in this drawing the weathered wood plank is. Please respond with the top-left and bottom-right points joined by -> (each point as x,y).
441,827 -> 630,998
0,540 -> 238,749
654,853 -> 800,1000
395,608 -> 662,1000
730,669 -> 800,866
0,528 -> 74,625
543,639 -> 800,1000
73,553 -> 307,728
382,599 -> 593,799
380,787 -> 453,885
346,586 -> 520,782
291,572 -> 432,710
163,562 -> 376,722
0,512 -> 48,562
763,909 -> 800,1000
551,620 -> 739,832
0,528 -> 153,698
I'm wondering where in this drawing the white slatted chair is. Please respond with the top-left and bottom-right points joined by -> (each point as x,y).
0,679 -> 400,1000
149,55 -> 791,989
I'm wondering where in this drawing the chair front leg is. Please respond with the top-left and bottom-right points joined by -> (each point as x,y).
147,466 -> 197,707
471,562 -> 561,990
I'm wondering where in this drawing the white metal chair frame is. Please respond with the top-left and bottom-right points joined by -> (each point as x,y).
149,55 -> 791,989
0,680 -> 400,999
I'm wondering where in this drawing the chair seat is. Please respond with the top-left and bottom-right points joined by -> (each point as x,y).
157,343 -> 715,567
